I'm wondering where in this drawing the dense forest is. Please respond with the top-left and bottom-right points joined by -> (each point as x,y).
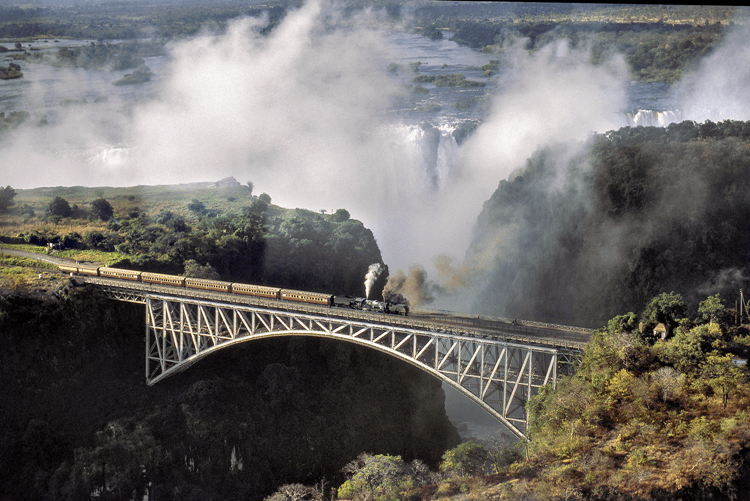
467,119 -> 750,328
0,2 -> 291,41
420,15 -> 726,83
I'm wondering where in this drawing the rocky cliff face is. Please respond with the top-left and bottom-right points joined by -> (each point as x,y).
0,285 -> 460,501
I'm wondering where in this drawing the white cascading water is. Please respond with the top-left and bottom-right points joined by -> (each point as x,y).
435,122 -> 460,188
626,109 -> 682,127
383,121 -> 462,193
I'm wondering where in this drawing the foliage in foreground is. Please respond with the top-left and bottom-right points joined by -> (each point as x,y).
265,440 -> 515,501
266,293 -> 750,501
518,292 -> 750,500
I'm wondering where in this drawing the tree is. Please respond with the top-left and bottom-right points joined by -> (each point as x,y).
0,185 -> 16,212
339,453 -> 411,501
183,259 -> 220,280
187,199 -> 206,215
246,181 -> 254,197
47,196 -> 72,218
651,366 -> 683,402
699,353 -> 747,409
265,483 -> 322,501
90,197 -> 114,221
607,312 -> 639,334
258,193 -> 272,204
642,292 -> 686,333
330,208 -> 350,222
698,294 -> 730,327
439,441 -> 490,477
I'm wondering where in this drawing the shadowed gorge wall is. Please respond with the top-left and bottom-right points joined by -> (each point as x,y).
466,123 -> 750,327
0,286 -> 460,501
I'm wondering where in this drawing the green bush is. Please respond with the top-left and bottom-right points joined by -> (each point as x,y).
439,441 -> 489,478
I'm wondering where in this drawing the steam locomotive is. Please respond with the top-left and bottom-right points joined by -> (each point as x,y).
58,264 -> 409,316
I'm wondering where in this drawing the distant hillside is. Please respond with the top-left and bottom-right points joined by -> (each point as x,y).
2,178 -> 387,298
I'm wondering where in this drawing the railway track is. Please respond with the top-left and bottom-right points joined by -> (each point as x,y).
1,247 -> 592,350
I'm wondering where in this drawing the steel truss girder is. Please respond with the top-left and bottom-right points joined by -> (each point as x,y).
100,286 -> 148,304
145,295 -> 562,439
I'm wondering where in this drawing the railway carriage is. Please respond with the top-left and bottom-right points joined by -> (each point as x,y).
231,283 -> 281,299
185,277 -> 231,293
77,265 -> 101,276
280,289 -> 333,306
99,267 -> 140,281
141,272 -> 185,287
56,263 -> 407,315
59,264 -> 79,276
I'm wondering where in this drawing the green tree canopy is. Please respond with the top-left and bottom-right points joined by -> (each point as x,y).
47,196 -> 72,218
439,441 -> 490,477
183,259 -> 220,280
0,185 -> 16,212
698,294 -> 731,327
90,197 -> 114,221
187,199 -> 206,215
338,453 -> 432,501
330,208 -> 350,222
642,291 -> 686,333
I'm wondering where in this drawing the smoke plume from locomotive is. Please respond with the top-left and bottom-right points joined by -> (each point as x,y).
364,263 -> 384,299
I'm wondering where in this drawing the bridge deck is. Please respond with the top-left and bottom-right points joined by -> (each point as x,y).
82,276 -> 591,351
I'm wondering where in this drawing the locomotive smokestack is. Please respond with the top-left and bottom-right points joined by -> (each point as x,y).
364,263 -> 384,299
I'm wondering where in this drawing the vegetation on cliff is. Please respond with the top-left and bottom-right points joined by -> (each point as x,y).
468,119 -> 750,327
263,293 -> 750,501
510,293 -> 750,500
1,179 -> 386,298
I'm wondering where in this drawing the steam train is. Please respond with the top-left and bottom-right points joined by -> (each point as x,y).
58,264 -> 409,316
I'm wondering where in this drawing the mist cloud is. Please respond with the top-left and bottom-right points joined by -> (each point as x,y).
672,21 -> 750,122
7,2 -> 746,320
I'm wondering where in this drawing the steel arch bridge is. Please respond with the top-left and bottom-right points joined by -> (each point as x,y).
92,280 -> 582,440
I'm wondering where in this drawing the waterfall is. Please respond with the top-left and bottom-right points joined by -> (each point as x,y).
626,109 -> 681,127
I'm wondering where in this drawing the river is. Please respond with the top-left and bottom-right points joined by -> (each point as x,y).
1,30 -> 678,156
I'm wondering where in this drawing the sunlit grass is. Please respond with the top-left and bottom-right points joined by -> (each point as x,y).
0,244 -> 129,266
53,249 -> 130,265
2,182 -> 257,237
0,243 -> 49,254
0,265 -> 49,290
0,254 -> 58,270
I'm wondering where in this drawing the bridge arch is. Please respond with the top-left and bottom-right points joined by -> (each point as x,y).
143,295 -> 561,439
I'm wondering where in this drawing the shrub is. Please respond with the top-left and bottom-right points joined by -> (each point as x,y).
439,441 -> 490,478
